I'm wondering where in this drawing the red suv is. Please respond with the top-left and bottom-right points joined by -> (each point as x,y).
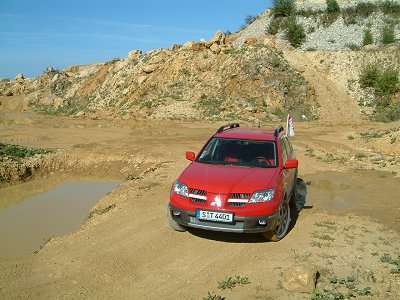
168,123 -> 299,241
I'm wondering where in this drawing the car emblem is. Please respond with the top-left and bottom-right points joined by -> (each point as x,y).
211,195 -> 222,208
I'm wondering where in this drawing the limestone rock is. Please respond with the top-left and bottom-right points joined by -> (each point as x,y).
128,49 -> 142,61
212,31 -> 226,45
244,37 -> 258,45
141,64 -> 158,74
210,43 -> 221,54
281,265 -> 318,293
137,75 -> 147,85
15,73 -> 25,80
182,41 -> 196,49
171,44 -> 181,51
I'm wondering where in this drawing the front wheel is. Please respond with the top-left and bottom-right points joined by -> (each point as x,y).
262,200 -> 291,242
167,206 -> 186,232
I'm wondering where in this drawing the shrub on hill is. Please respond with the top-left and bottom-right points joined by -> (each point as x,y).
285,17 -> 306,48
382,26 -> 396,44
272,0 -> 296,18
363,29 -> 374,46
326,0 -> 340,14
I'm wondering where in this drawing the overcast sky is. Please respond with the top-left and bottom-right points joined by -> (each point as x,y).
0,0 -> 272,78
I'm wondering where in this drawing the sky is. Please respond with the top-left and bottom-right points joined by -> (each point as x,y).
0,0 -> 272,79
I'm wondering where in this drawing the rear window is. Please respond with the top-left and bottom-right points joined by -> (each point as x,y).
197,138 -> 277,168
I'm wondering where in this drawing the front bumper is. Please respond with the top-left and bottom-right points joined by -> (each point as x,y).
168,204 -> 279,233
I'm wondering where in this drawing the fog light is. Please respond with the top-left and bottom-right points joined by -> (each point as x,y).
173,211 -> 181,216
258,220 -> 267,225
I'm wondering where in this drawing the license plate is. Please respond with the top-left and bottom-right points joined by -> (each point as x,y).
196,210 -> 234,223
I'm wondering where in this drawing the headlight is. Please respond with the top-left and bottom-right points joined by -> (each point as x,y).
173,180 -> 189,197
249,189 -> 275,203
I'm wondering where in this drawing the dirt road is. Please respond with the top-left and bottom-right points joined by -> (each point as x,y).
0,111 -> 399,299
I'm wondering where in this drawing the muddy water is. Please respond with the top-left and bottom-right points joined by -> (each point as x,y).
306,170 -> 400,231
0,180 -> 119,257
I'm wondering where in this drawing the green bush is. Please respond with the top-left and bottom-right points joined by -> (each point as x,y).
285,17 -> 306,47
272,0 -> 296,18
326,0 -> 340,14
268,18 -> 283,34
359,64 -> 380,88
380,0 -> 400,15
363,29 -> 374,45
375,103 -> 400,122
382,26 -> 395,44
359,64 -> 400,121
0,143 -> 51,158
376,69 -> 399,96
354,2 -> 377,17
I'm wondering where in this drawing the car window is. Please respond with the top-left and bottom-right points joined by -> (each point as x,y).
197,138 -> 277,168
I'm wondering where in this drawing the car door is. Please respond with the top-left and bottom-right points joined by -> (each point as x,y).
282,136 -> 296,192
279,137 -> 290,199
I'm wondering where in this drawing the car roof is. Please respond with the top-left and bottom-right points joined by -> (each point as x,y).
213,127 -> 277,141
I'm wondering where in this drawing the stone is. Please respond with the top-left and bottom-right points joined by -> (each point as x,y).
171,44 -> 182,51
75,111 -> 85,117
244,37 -> 258,45
210,43 -> 221,54
128,49 -> 142,60
212,31 -> 226,45
181,40 -> 207,51
137,75 -> 147,85
15,73 -> 25,80
281,265 -> 318,293
141,64 -> 158,74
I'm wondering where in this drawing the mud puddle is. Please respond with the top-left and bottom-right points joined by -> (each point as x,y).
306,170 -> 400,231
0,179 -> 119,257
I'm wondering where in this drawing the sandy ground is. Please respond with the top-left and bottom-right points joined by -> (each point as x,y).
0,108 -> 399,299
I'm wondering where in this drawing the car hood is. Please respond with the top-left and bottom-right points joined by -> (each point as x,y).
179,161 -> 278,193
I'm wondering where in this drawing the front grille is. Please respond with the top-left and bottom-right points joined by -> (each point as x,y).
189,188 -> 207,196
189,188 -> 207,203
228,193 -> 251,207
230,193 -> 251,199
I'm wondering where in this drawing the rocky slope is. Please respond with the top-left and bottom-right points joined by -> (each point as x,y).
1,0 -> 399,124
0,33 -> 317,122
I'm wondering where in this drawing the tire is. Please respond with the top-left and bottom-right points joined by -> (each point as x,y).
167,206 -> 186,232
262,199 -> 291,242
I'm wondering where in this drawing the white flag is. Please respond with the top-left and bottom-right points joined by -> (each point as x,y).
286,114 -> 295,137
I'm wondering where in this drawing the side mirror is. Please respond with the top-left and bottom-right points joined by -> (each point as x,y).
284,159 -> 298,169
185,151 -> 196,161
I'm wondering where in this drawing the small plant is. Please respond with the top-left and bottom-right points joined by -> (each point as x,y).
346,43 -> 360,50
363,29 -> 374,45
380,0 -> 400,15
382,25 -> 395,44
268,18 -> 283,35
326,0 -> 340,14
380,254 -> 400,273
202,292 -> 225,300
217,275 -> 250,290
272,0 -> 296,18
245,15 -> 257,25
0,143 -> 51,159
285,17 -> 306,48
359,64 -> 381,88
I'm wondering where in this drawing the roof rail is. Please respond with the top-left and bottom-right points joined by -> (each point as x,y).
217,123 -> 240,133
274,126 -> 284,138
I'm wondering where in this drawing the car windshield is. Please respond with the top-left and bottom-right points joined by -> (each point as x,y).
197,138 -> 277,168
